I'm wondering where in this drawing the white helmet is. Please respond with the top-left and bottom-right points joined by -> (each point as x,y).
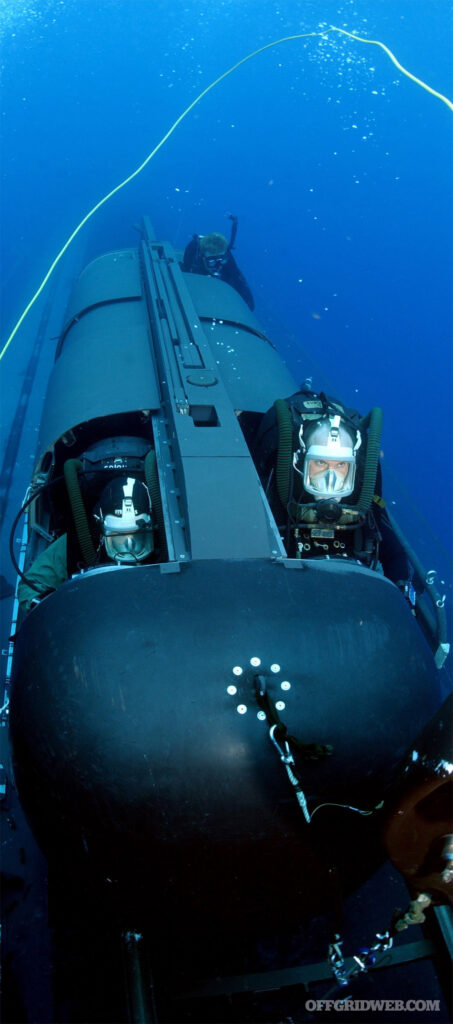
294,415 -> 361,500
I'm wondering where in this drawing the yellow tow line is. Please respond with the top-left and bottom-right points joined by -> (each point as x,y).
1,25 -> 451,364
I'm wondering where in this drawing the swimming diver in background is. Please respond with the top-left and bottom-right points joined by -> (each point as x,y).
182,214 -> 255,310
252,388 -> 411,588
17,476 -> 155,613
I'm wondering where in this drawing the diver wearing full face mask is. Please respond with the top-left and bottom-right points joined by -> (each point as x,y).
252,389 -> 410,584
294,415 -> 360,500
94,477 -> 154,565
17,475 -> 155,613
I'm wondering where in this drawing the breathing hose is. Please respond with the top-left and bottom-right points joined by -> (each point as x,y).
273,399 -> 293,508
63,459 -> 96,566
355,407 -> 384,515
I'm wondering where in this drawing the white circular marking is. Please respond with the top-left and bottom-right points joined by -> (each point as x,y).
250,657 -> 261,667
275,701 -> 286,711
227,685 -> 237,696
232,666 -> 243,676
237,704 -> 247,715
281,681 -> 291,691
257,711 -> 266,721
270,663 -> 281,674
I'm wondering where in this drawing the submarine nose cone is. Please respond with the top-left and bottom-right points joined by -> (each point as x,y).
10,559 -> 442,931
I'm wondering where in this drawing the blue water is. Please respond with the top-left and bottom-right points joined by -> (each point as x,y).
1,0 -> 452,616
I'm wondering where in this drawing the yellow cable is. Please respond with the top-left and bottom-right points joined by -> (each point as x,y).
1,26 -> 451,363
330,26 -> 453,110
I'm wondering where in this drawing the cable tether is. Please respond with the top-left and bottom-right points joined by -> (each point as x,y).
2,28 -> 451,362
254,674 -> 383,823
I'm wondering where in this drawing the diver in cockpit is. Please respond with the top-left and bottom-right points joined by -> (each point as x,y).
252,388 -> 411,587
18,476 -> 155,613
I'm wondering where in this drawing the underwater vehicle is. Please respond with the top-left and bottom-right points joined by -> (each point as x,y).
6,216 -> 451,985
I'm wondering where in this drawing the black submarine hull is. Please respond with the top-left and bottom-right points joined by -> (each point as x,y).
10,557 -> 442,934
7,217 -> 449,964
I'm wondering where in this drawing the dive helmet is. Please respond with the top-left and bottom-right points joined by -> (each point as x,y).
95,477 -> 154,563
199,233 -> 228,275
294,415 -> 361,500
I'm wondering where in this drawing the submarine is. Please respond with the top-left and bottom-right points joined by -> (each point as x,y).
6,216 -> 452,999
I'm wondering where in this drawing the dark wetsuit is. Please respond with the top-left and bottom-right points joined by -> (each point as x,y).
182,238 -> 255,310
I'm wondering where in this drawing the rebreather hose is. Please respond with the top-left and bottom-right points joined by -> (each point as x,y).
1,25 -> 451,362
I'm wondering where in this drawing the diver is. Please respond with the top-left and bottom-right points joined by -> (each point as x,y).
252,388 -> 411,586
182,214 -> 255,310
17,476 -> 155,613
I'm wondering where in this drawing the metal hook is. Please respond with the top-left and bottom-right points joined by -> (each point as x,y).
269,723 -> 293,764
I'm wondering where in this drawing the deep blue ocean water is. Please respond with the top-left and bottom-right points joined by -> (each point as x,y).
1,0 -> 452,617
0,7 -> 452,1017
